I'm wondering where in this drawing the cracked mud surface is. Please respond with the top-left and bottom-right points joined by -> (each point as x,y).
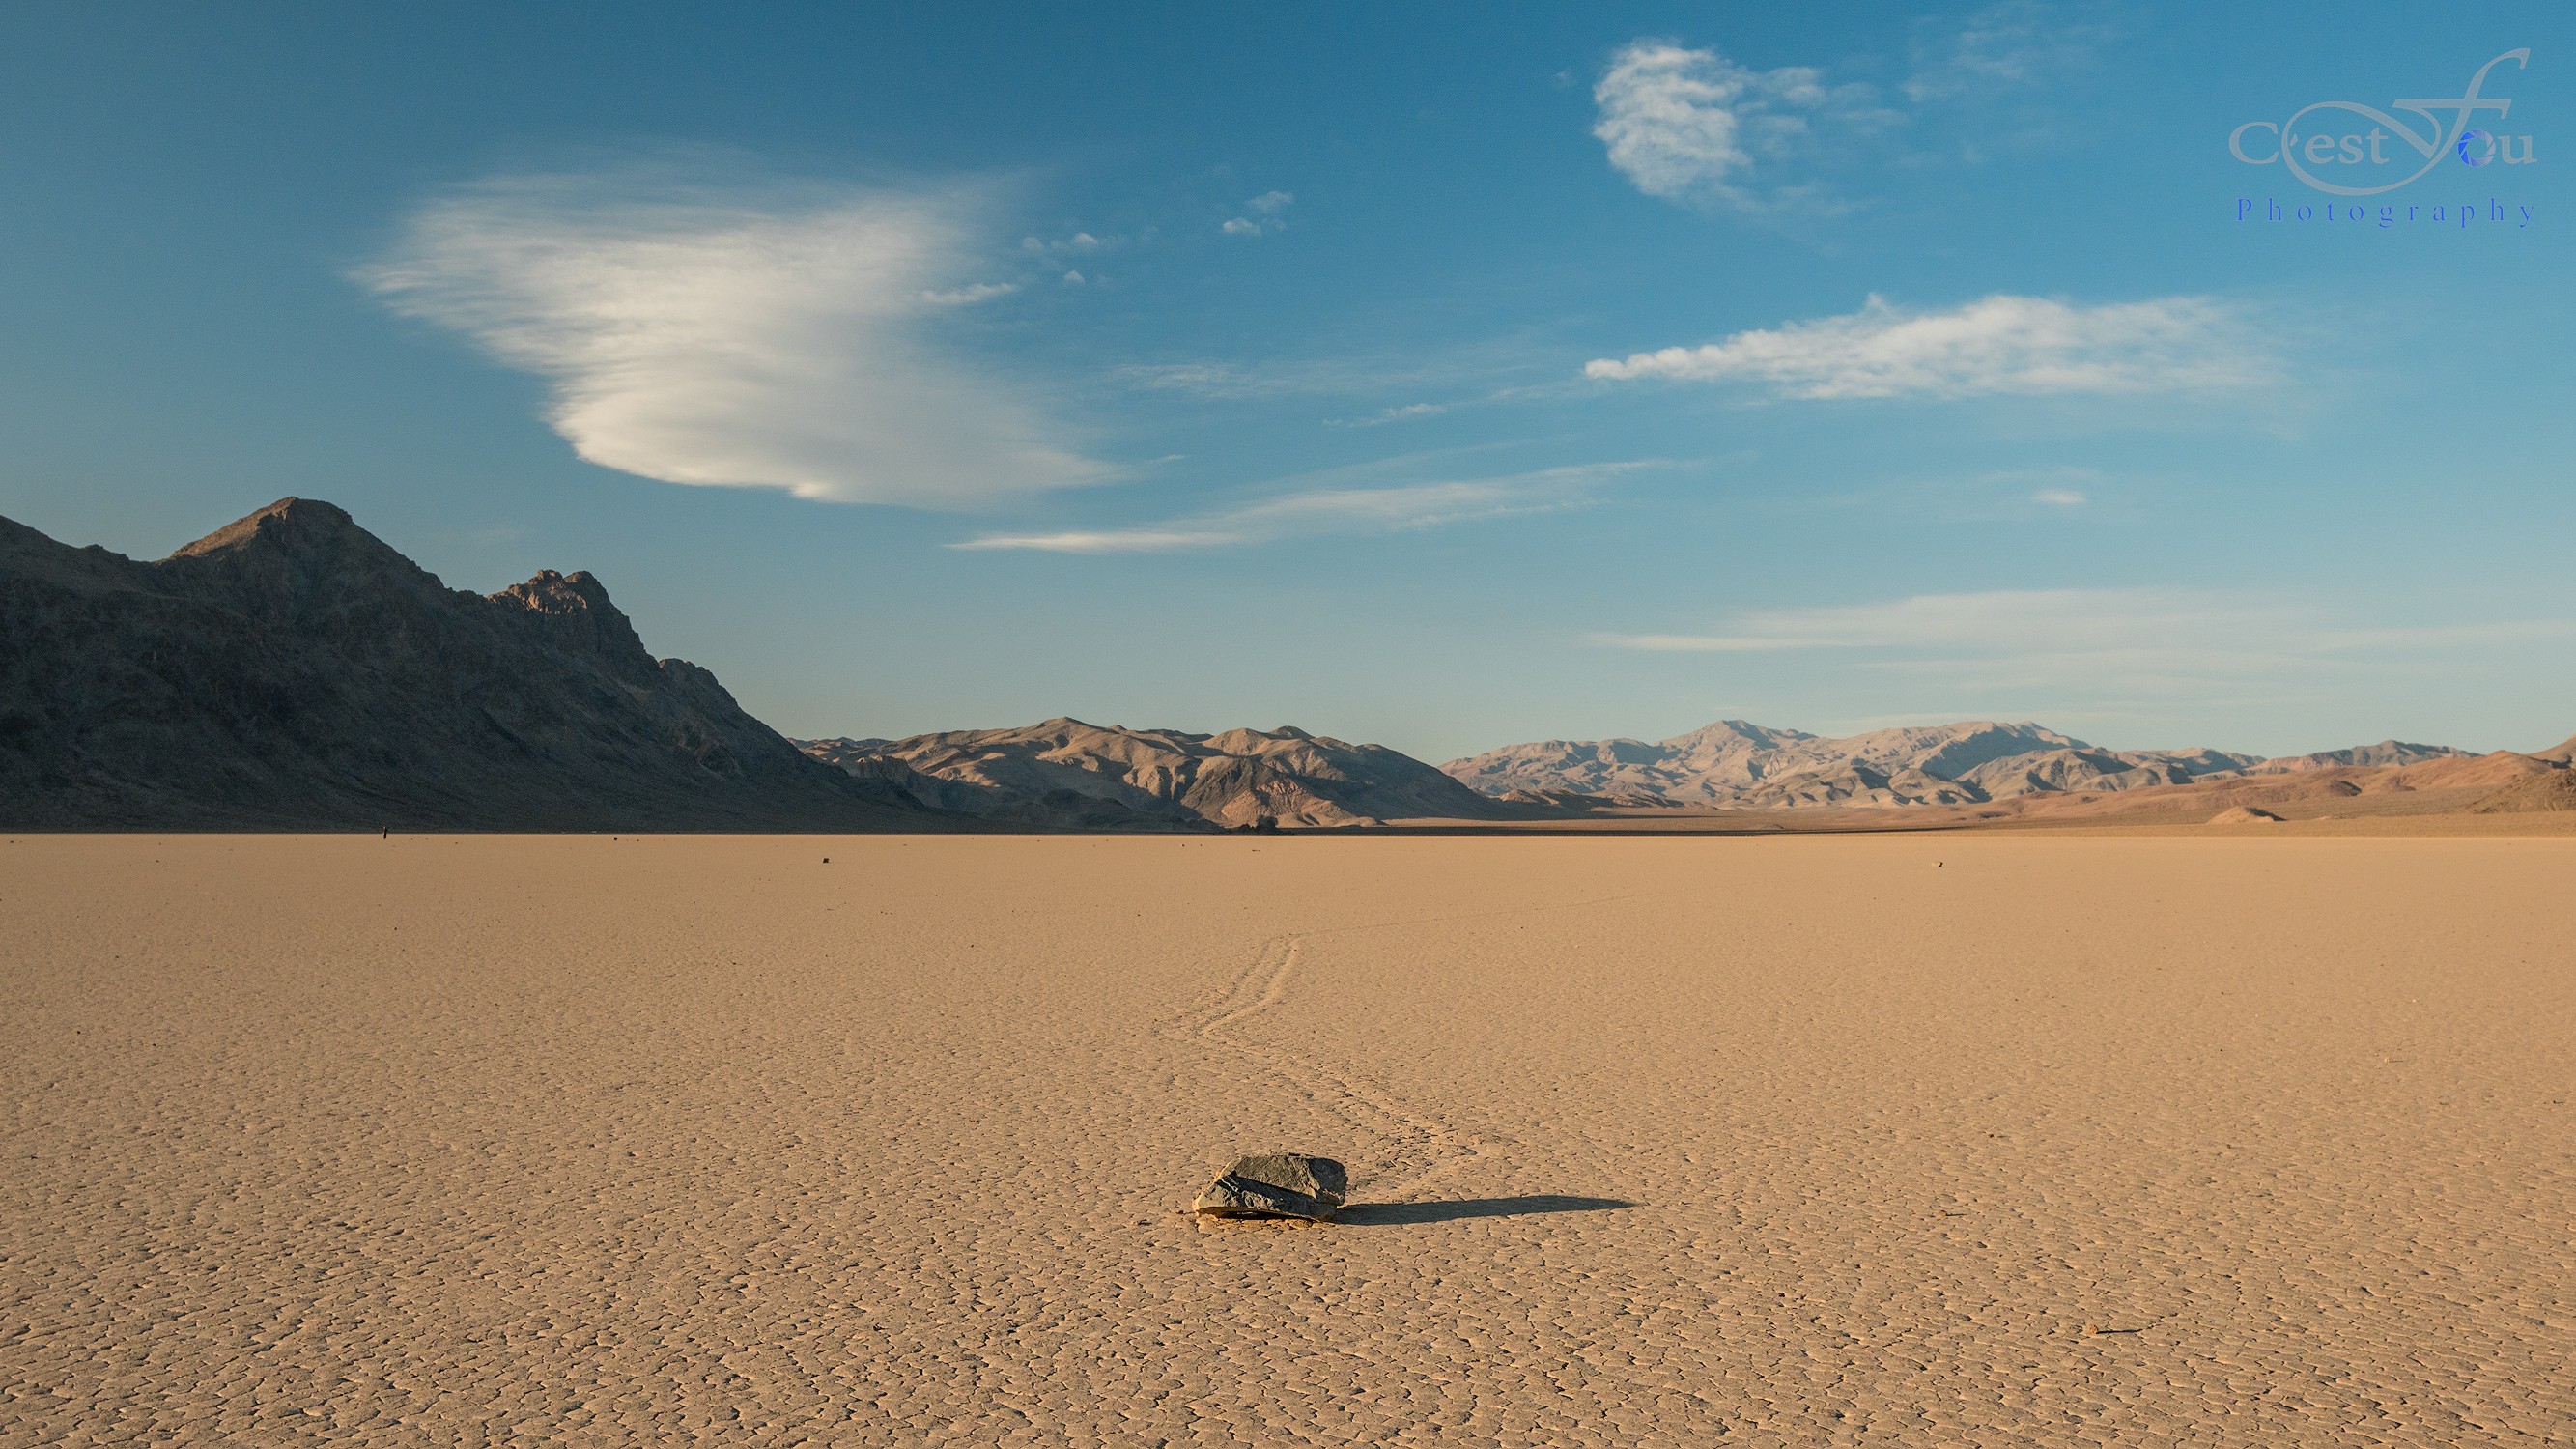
4,834 -> 2571,1444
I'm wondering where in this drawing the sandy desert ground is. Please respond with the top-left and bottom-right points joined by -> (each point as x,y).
4,832 -> 2571,1446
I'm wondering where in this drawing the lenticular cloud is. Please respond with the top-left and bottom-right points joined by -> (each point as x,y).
360,170 -> 1109,508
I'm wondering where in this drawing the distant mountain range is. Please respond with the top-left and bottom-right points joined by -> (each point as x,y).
1438,719 -> 2478,810
6,498 -> 2569,831
801,719 -> 1509,830
0,498 -> 924,830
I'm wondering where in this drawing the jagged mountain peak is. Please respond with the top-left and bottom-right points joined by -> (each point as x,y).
1,499 -> 924,830
492,568 -> 654,668
169,497 -> 409,567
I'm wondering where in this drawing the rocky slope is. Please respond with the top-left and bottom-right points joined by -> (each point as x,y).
803,718 -> 1509,829
2526,732 -> 2576,766
1441,718 -> 2481,810
2469,768 -> 2576,813
1,498 -> 931,830
1970,748 -> 2560,825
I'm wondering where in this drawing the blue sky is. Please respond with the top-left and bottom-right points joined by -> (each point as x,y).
2,3 -> 2568,761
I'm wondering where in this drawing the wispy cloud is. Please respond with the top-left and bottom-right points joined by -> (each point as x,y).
955,527 -> 1239,554
1584,294 -> 2266,399
1327,402 -> 1447,428
360,163 -> 1110,508
1592,41 -> 1894,213
1117,361 -> 1287,399
1595,590 -> 2283,655
1115,339 -> 1537,404
1023,231 -> 1111,253
1222,190 -> 1296,236
920,281 -> 1018,305
1596,9 -> 2113,212
1591,588 -> 2576,698
952,462 -> 1648,554
1906,0 -> 2115,102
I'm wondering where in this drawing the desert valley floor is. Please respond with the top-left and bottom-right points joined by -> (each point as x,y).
4,832 -> 2571,1446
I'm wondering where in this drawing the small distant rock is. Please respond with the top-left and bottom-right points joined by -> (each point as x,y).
2207,805 -> 2284,824
1193,1153 -> 1348,1222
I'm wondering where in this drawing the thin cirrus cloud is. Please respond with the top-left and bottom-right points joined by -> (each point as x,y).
950,463 -> 1647,554
1905,0 -> 2115,102
1117,335 -> 1547,405
1595,590 -> 2299,656
1594,9 -> 2110,211
1584,294 -> 2268,399
1327,402 -> 1448,428
1118,358 -> 1428,401
359,165 -> 1111,508
1590,588 -> 2576,698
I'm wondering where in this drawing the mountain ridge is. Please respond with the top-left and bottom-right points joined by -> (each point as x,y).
802,717 -> 1511,830
0,498 -> 930,830
1441,719 -> 2476,810
8,498 -> 2557,833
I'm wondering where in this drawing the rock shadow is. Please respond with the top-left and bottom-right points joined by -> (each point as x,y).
1336,1194 -> 1637,1226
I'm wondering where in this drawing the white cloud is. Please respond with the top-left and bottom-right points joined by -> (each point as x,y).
360,166 -> 1109,508
1592,41 -> 1891,212
1118,361 -> 1277,397
1327,402 -> 1447,428
1115,339 -> 1541,404
1907,0 -> 2113,102
953,463 -> 1646,554
1584,294 -> 2266,398
952,528 -> 1237,554
1023,231 -> 1110,253
2032,488 -> 2085,506
1595,14 -> 2112,213
1594,590 -> 2270,655
1590,588 -> 2576,699
920,281 -> 1017,305
1118,350 -> 1431,391
1223,193 -> 1294,236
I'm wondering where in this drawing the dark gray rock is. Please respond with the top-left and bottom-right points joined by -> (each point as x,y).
1193,1153 -> 1348,1222
0,498 -> 940,831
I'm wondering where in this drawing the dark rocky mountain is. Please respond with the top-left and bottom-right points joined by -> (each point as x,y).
0,498 -> 932,830
803,718 -> 1512,829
